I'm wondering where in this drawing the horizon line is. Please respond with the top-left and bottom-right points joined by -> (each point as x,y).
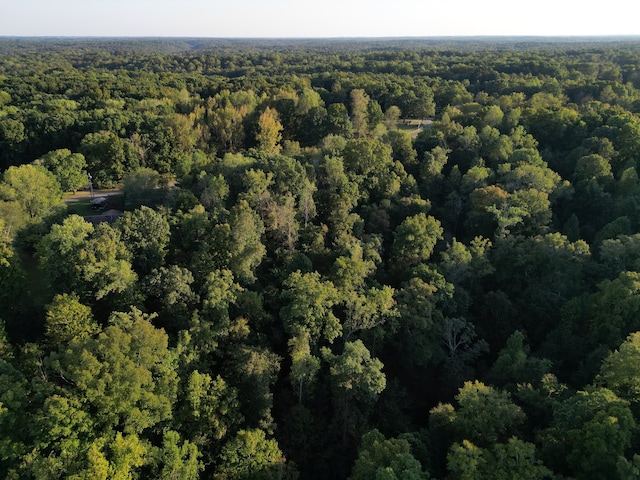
2,34 -> 640,40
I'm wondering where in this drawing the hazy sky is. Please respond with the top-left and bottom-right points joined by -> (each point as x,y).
1,0 -> 638,38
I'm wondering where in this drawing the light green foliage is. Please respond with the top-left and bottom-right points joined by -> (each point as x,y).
342,137 -> 404,201
215,429 -> 289,480
40,219 -> 129,301
281,270 -> 341,345
45,293 -> 98,346
77,223 -> 138,301
430,381 -> 525,448
598,331 -> 640,403
384,105 -> 401,130
350,89 -> 370,137
330,241 -> 377,291
19,395 -> 95,479
574,153 -> 614,184
288,332 -> 321,404
343,285 -> 398,340
391,212 -> 443,274
324,340 -> 386,405
296,87 -> 323,116
180,370 -> 242,444
240,169 -> 273,210
228,200 -> 266,284
40,149 -> 87,193
499,162 -> 565,197
207,89 -> 257,153
439,236 -> 494,290
156,430 -> 202,480
348,429 -> 428,480
201,268 -> 243,336
446,440 -> 485,480
199,173 -> 230,217
460,165 -> 492,195
256,107 -> 283,154
316,156 -> 360,247
37,214 -> 94,293
324,339 -> 387,443
420,146 -> 449,180
447,438 -> 551,480
89,432 -> 147,480
60,308 -> 177,434
0,163 -> 63,222
384,130 -> 418,173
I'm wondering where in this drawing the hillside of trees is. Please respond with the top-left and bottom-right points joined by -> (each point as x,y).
3,37 -> 640,478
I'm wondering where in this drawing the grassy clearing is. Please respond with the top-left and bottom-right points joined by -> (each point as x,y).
66,199 -> 96,217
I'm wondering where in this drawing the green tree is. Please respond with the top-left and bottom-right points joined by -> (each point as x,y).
37,215 -> 94,294
430,380 -> 525,448
44,293 -> 98,346
447,438 -> 551,480
256,107 -> 283,155
178,370 -> 242,448
597,331 -> 640,404
77,223 -> 138,302
542,387 -> 636,479
486,330 -> 551,388
349,429 -> 428,480
122,167 -> 163,208
342,137 -> 404,201
155,430 -> 202,480
214,429 -> 292,480
280,270 -> 341,346
228,200 -> 267,284
351,89 -> 370,137
79,131 -> 140,187
141,265 -> 199,332
58,307 -> 178,434
0,164 -> 63,222
288,332 -> 321,404
39,149 -> 87,193
390,213 -> 443,276
116,206 -> 170,274
200,268 -> 243,338
326,103 -> 353,138
323,340 -> 386,444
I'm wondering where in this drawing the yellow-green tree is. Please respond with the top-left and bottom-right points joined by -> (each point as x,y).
256,107 -> 283,154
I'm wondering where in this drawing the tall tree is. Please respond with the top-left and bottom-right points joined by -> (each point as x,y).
256,107 -> 283,155
39,149 -> 87,193
0,164 -> 64,222
350,89 -> 370,137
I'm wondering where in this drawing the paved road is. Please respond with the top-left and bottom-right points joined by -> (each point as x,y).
64,188 -> 123,203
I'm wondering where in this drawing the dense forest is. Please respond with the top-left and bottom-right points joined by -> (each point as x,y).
3,37 -> 640,479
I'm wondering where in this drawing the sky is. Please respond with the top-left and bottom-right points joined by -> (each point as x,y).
1,0 -> 638,38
